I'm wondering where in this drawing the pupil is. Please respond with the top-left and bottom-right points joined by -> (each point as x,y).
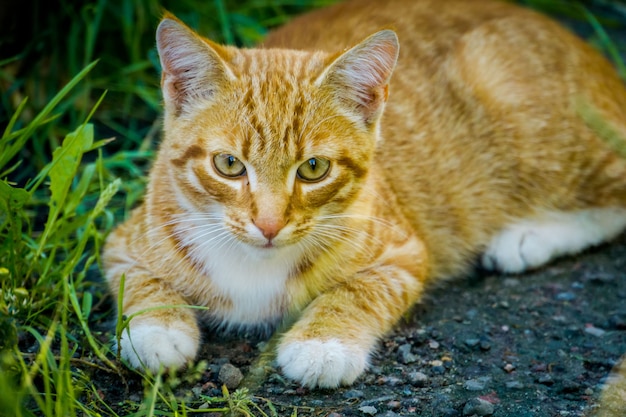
309,158 -> 316,171
228,156 -> 236,166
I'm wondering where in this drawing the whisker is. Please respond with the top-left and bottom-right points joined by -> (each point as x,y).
306,225 -> 377,258
113,212 -> 226,275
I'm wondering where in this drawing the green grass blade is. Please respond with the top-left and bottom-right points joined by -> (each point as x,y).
0,60 -> 98,171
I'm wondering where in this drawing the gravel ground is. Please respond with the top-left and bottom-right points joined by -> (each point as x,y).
165,234 -> 626,417
94,235 -> 626,416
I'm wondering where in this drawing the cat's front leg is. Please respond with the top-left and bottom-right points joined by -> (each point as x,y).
277,238 -> 427,388
112,274 -> 200,374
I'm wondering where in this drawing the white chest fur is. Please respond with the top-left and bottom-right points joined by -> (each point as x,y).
176,220 -> 303,325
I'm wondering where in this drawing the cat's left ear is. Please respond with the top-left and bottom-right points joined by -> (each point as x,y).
318,30 -> 399,126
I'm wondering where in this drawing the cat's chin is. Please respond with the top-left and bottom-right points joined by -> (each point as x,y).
243,241 -> 287,259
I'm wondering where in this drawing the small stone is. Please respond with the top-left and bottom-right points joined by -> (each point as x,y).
358,405 -> 377,415
536,373 -> 554,386
503,363 -> 516,373
387,400 -> 402,409
191,386 -> 203,397
462,397 -> 495,416
556,292 -> 576,301
571,282 -> 584,290
380,376 -> 403,386
343,389 -> 365,400
479,340 -> 491,351
397,343 -> 418,364
505,380 -> 524,389
429,340 -> 440,349
464,338 -> 480,348
408,371 -> 429,387
584,325 -> 606,337
218,363 -> 244,389
464,379 -> 487,391
432,365 -> 446,374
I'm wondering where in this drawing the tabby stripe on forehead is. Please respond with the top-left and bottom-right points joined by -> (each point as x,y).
171,144 -> 207,167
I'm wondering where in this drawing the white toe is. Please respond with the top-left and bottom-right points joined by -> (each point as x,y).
277,338 -> 368,388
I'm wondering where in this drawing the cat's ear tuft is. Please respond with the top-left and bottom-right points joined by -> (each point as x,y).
319,30 -> 399,126
156,16 -> 233,115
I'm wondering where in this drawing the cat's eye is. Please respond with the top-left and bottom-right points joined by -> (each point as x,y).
296,157 -> 331,182
213,154 -> 246,178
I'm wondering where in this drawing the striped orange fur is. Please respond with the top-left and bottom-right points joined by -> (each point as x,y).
103,0 -> 626,387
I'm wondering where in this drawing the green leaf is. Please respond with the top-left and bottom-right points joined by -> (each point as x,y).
49,124 -> 94,216
63,163 -> 96,217
35,124 -> 95,259
0,181 -> 30,239
0,181 -> 30,212
81,290 -> 93,321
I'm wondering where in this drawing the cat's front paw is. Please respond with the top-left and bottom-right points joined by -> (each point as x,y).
276,338 -> 368,388
118,323 -> 199,373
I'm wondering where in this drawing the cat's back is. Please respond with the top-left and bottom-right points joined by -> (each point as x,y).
264,0 -> 546,58
266,0 -> 507,44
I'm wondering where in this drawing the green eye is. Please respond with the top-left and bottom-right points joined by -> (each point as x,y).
213,154 -> 246,177
297,157 -> 331,182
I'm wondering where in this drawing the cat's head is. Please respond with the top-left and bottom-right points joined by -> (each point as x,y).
154,14 -> 398,259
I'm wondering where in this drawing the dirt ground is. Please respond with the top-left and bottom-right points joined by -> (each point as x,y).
194,235 -> 626,417
93,235 -> 626,417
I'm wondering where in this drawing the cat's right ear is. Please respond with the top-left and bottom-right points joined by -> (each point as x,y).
156,14 -> 234,115
318,30 -> 399,128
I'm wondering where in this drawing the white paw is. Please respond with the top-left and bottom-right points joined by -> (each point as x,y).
276,338 -> 368,388
482,208 -> 626,274
482,226 -> 550,273
118,323 -> 199,373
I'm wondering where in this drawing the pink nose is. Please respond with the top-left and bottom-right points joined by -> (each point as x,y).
253,218 -> 285,241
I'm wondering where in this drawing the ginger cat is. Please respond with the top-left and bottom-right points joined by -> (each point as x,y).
103,0 -> 626,388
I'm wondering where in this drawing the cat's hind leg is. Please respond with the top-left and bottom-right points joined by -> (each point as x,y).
481,207 -> 626,274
